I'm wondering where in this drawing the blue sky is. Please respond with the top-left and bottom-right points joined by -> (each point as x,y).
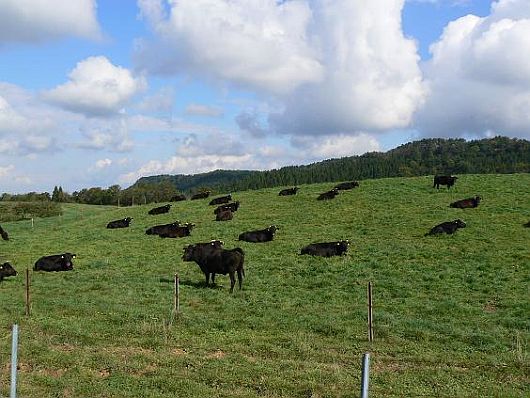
1,0 -> 528,193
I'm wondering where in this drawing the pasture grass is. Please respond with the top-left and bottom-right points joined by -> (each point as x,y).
1,174 -> 529,397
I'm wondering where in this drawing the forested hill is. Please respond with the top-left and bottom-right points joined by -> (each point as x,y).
132,137 -> 530,194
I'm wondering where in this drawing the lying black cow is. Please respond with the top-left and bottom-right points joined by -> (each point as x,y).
182,244 -> 244,293
145,221 -> 180,235
0,262 -> 17,281
279,187 -> 299,196
0,224 -> 8,241
300,240 -> 349,257
433,175 -> 458,189
214,201 -> 240,215
34,253 -> 76,272
216,209 -> 233,221
317,188 -> 339,200
450,196 -> 481,209
148,204 -> 171,215
239,225 -> 277,243
159,223 -> 195,238
191,191 -> 211,200
107,217 -> 133,229
523,221 -> 530,228
334,181 -> 359,190
170,194 -> 187,202
209,194 -> 232,206
425,219 -> 466,236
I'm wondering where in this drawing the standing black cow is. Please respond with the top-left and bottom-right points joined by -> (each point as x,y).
216,209 -> 233,221
34,253 -> 76,272
107,217 -> 133,229
425,219 -> 466,236
433,175 -> 458,189
145,221 -> 180,235
191,191 -> 211,200
334,181 -> 359,190
450,196 -> 481,209
182,244 -> 244,293
0,224 -> 9,241
317,188 -> 339,200
279,187 -> 299,196
0,262 -> 17,281
214,201 -> 240,215
158,223 -> 195,238
170,194 -> 187,202
188,240 -> 224,283
209,194 -> 232,205
148,204 -> 171,215
300,240 -> 349,257
238,226 -> 278,243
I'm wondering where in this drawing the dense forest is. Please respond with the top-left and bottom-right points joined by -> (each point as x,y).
2,137 -> 529,206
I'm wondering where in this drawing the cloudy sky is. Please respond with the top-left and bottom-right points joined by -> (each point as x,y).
0,0 -> 527,193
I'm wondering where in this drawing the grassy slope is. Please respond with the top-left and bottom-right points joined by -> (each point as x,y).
0,174 -> 529,397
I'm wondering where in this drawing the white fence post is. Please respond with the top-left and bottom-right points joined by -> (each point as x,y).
10,324 -> 19,398
360,352 -> 370,398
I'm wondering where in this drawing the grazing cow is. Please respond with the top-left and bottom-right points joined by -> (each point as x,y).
106,217 -> 133,229
523,221 -> 530,228
34,253 -> 76,272
216,209 -> 233,221
279,187 -> 299,196
238,225 -> 278,243
148,204 -> 171,215
158,223 -> 195,238
191,191 -> 211,200
300,240 -> 349,257
433,175 -> 458,189
450,196 -> 481,209
145,221 -> 180,235
214,201 -> 240,215
334,181 -> 359,190
0,262 -> 17,281
317,188 -> 339,201
182,244 -> 244,293
209,194 -> 232,206
170,194 -> 187,202
425,219 -> 466,236
0,224 -> 8,241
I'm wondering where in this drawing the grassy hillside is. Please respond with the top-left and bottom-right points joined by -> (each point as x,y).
1,174 -> 529,397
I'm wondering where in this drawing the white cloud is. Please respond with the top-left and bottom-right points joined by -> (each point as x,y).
0,0 -> 100,44
135,87 -> 174,113
184,104 -> 223,117
95,158 -> 112,169
416,0 -> 530,138
0,164 -> 15,178
44,56 -> 146,117
291,133 -> 381,159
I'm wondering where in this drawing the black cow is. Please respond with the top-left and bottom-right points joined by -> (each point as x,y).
450,196 -> 481,209
209,194 -> 232,206
34,253 -> 76,272
425,219 -> 466,236
0,224 -> 8,241
159,223 -> 195,238
214,201 -> 240,215
191,191 -> 211,200
279,187 -> 299,196
106,217 -> 133,229
145,221 -> 180,235
170,194 -> 187,202
300,240 -> 349,257
0,262 -> 17,281
334,181 -> 359,190
182,244 -> 244,293
148,204 -> 171,215
433,175 -> 458,189
523,221 -> 530,228
238,225 -> 278,243
188,240 -> 224,283
216,209 -> 233,221
317,188 -> 339,200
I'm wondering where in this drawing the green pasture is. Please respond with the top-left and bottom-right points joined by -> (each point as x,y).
1,174 -> 529,397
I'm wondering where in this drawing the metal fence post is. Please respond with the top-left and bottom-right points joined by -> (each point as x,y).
360,352 -> 370,398
10,324 -> 19,398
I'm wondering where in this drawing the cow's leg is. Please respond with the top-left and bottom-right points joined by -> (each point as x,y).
205,272 -> 210,286
211,273 -> 216,285
237,269 -> 243,290
229,272 -> 236,293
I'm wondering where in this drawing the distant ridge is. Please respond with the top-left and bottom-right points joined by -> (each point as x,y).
130,137 -> 530,193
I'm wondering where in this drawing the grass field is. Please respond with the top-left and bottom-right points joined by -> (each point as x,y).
1,174 -> 529,397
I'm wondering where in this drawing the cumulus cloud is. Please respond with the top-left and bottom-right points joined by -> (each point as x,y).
44,56 -> 146,117
291,133 -> 381,159
416,0 -> 530,138
0,0 -> 100,44
77,119 -> 134,152
135,87 -> 174,113
95,158 -> 112,169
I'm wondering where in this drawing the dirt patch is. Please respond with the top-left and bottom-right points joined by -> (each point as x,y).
98,368 -> 111,378
207,349 -> 226,359
483,300 -> 497,313
38,368 -> 67,377
172,348 -> 188,356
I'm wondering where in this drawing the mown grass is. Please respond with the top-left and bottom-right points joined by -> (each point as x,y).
0,174 -> 529,397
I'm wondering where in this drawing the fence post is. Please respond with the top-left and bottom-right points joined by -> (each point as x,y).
360,352 -> 370,398
31,217 -> 34,228
368,282 -> 373,342
25,269 -> 30,317
10,324 -> 19,398
174,273 -> 180,314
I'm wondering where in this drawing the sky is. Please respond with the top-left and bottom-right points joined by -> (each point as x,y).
0,0 -> 528,193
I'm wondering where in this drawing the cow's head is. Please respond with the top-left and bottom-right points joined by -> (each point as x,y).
1,230 -> 8,241
454,219 -> 466,228
475,196 -> 481,203
125,217 -> 133,223
0,262 -> 17,277
182,244 -> 197,261
268,225 -> 278,234
62,253 -> 76,270
184,222 -> 196,230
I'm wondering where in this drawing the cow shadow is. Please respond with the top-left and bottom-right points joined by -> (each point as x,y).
159,277 -> 223,290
